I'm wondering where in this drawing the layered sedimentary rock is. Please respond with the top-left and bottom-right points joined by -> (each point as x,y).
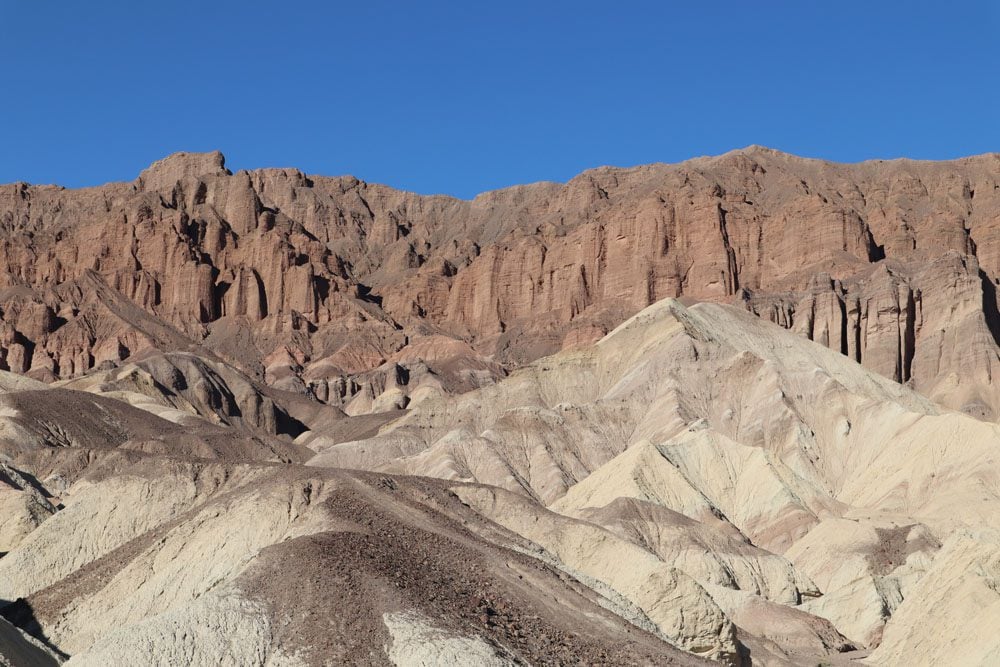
3,145 -> 1000,664
1,147 -> 999,420
0,461 -> 707,666
308,298 -> 1000,663
4,297 -> 1000,663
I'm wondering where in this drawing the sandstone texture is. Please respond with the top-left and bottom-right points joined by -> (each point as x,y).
1,298 -> 998,663
2,149 -> 1000,665
308,298 -> 1000,664
1,147 -> 1000,422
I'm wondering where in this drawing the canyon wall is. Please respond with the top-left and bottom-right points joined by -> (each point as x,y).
1,147 -> 999,416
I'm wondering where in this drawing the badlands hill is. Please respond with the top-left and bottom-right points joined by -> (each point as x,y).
1,147 -> 1000,423
1,298 -> 999,664
1,150 -> 999,665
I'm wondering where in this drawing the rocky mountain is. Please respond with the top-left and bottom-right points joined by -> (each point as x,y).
2,147 -> 999,422
1,149 -> 1000,665
308,298 -> 1000,663
3,298 -> 1000,664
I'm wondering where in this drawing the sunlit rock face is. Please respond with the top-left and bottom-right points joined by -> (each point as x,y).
2,149 -> 1000,664
1,147 -> 999,420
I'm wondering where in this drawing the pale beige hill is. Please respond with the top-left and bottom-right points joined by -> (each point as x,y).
0,459 -> 272,602
783,518 -> 940,647
4,294 -> 1000,663
320,295 -> 1000,529
0,462 -> 58,553
550,432 -> 829,553
0,458 -> 706,666
0,371 -> 48,393
451,484 -> 742,661
311,297 -> 935,493
867,529 -> 1000,665
308,297 -> 1000,658
575,498 -> 818,606
309,296 -> 935,511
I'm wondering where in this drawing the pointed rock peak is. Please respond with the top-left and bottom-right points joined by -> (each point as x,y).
599,297 -> 691,345
741,144 -> 781,154
722,145 -> 791,162
136,151 -> 230,191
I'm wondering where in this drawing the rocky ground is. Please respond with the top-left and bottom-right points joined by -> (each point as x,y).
1,150 -> 999,665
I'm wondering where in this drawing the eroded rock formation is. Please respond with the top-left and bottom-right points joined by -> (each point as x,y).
2,148 -> 999,422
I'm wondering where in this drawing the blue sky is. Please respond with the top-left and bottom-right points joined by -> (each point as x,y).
2,1 -> 997,198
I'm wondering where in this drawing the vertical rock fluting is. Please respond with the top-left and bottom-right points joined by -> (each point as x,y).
0,147 -> 998,416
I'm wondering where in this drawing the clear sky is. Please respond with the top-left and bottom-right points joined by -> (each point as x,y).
2,1 -> 997,198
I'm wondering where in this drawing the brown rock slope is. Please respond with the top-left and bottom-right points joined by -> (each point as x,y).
2,147 -> 1000,420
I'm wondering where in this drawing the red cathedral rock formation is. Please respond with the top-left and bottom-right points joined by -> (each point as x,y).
6,149 -> 1000,665
1,146 -> 999,418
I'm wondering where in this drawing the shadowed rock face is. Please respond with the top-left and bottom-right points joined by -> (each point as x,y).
2,147 -> 999,419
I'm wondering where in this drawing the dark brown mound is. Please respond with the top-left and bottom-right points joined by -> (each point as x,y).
6,461 -> 706,666
0,388 -> 309,463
